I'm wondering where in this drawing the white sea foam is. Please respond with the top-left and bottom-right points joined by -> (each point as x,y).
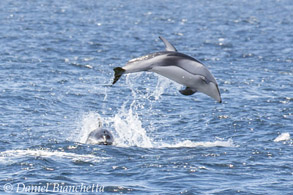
156,138 -> 236,148
274,132 -> 291,142
0,149 -> 107,164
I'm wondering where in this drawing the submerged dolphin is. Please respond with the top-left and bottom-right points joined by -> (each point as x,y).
86,128 -> 114,145
112,36 -> 222,103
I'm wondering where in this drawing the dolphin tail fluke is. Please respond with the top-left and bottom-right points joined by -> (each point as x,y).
112,67 -> 125,84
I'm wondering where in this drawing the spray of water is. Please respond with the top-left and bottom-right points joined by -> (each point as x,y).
75,73 -> 235,148
75,112 -> 102,144
111,106 -> 153,147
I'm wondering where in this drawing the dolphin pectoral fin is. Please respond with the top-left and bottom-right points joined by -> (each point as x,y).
112,67 -> 125,84
179,87 -> 197,96
159,36 -> 177,52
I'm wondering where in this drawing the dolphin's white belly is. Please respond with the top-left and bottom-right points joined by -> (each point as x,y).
150,65 -> 221,102
150,65 -> 201,87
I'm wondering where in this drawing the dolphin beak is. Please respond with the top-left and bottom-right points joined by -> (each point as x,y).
199,82 -> 222,103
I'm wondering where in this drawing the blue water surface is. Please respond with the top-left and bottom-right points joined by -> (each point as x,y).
0,0 -> 292,194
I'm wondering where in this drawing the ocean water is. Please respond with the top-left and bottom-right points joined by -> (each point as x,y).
0,0 -> 292,194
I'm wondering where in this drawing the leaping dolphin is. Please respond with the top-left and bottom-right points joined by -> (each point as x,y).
112,36 -> 222,103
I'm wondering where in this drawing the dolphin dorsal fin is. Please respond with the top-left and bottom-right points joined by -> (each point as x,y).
159,36 -> 177,52
98,119 -> 102,127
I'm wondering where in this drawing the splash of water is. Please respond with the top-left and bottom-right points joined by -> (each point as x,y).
75,110 -> 236,148
125,73 -> 174,101
150,75 -> 174,100
111,106 -> 153,148
74,73 -> 235,148
75,112 -> 102,144
108,73 -> 173,147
